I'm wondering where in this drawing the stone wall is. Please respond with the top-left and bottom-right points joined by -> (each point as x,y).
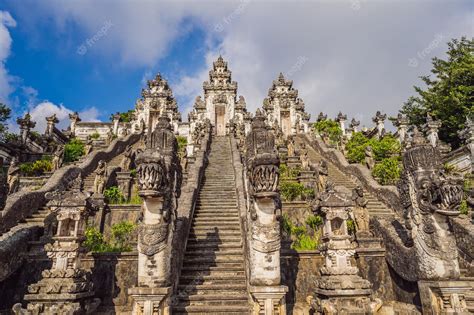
452,216 -> 474,275
280,247 -> 412,314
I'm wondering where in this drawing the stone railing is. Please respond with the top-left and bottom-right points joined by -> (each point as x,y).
300,133 -> 402,215
172,126 -> 211,291
0,133 -> 141,235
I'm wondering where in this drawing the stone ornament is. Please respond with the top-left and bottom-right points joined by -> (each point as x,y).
13,175 -> 100,314
51,145 -> 65,171
7,157 -> 20,195
134,116 -> 181,286
395,132 -> 464,280
311,184 -> 381,315
93,160 -> 107,195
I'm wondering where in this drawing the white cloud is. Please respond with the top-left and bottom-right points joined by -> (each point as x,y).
0,10 -> 16,104
5,1 -> 474,127
26,101 -> 100,133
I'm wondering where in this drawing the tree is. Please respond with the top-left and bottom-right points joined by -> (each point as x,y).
0,103 -> 12,140
401,37 -> 474,148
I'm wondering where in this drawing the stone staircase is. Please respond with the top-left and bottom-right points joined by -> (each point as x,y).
0,206 -> 49,241
296,136 -> 395,218
173,136 -> 250,314
83,140 -> 142,192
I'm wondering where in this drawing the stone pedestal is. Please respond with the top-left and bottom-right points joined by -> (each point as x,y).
116,171 -> 133,201
128,286 -> 172,315
287,156 -> 301,169
250,286 -> 288,315
356,235 -> 383,249
418,280 -> 471,315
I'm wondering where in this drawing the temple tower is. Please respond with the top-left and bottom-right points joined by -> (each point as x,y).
134,73 -> 182,133
262,73 -> 310,137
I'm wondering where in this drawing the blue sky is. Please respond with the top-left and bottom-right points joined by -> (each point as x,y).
0,0 -> 472,133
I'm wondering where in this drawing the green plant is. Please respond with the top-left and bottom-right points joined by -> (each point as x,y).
90,132 -> 100,140
459,199 -> 468,215
130,168 -> 137,177
84,221 -> 136,253
372,157 -> 402,185
104,186 -> 126,204
110,221 -> 136,251
281,213 -> 321,251
177,136 -> 188,158
280,182 -> 306,201
279,163 -> 300,179
346,218 -> 356,235
19,158 -> 53,176
64,138 -> 85,163
305,215 -> 323,230
346,133 -> 401,164
111,110 -> 135,123
313,119 -> 342,144
401,37 -> 474,148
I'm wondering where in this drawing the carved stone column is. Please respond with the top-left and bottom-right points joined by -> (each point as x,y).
310,184 -> 381,314
12,175 -> 100,314
69,112 -> 81,137
45,114 -> 59,137
425,114 -> 442,147
390,113 -> 409,144
128,116 -> 181,315
16,113 -> 36,145
112,113 -> 121,135
246,109 -> 287,314
335,111 -> 347,136
372,111 -> 386,138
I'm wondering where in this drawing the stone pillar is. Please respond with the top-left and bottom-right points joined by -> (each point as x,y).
245,109 -> 287,314
347,118 -> 360,139
335,111 -> 347,136
390,113 -> 409,144
310,183 -> 381,314
425,114 -> 442,147
129,116 -> 182,315
112,113 -> 121,136
372,111 -> 386,138
69,112 -> 81,137
12,175 -> 100,314
16,113 -> 36,144
45,113 -> 59,136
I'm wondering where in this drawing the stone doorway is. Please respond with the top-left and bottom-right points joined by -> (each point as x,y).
215,105 -> 226,136
281,112 -> 291,136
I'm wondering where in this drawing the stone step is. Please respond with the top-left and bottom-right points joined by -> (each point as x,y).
194,213 -> 239,218
177,283 -> 247,292
183,255 -> 244,265
173,305 -> 249,314
181,262 -> 244,271
179,273 -> 246,282
192,218 -> 240,224
185,249 -> 244,257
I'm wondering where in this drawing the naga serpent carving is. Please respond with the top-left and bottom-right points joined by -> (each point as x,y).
380,130 -> 464,281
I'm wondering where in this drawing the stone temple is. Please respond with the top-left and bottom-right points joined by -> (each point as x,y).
0,56 -> 473,314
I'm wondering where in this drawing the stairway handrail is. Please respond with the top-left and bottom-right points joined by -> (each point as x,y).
300,133 -> 403,216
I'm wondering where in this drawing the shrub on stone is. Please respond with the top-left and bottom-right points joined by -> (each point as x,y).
64,138 -> 85,163
372,157 -> 402,185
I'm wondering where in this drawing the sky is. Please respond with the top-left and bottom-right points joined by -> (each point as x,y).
0,0 -> 472,133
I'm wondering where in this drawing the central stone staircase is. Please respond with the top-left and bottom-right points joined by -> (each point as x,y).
173,136 -> 250,314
